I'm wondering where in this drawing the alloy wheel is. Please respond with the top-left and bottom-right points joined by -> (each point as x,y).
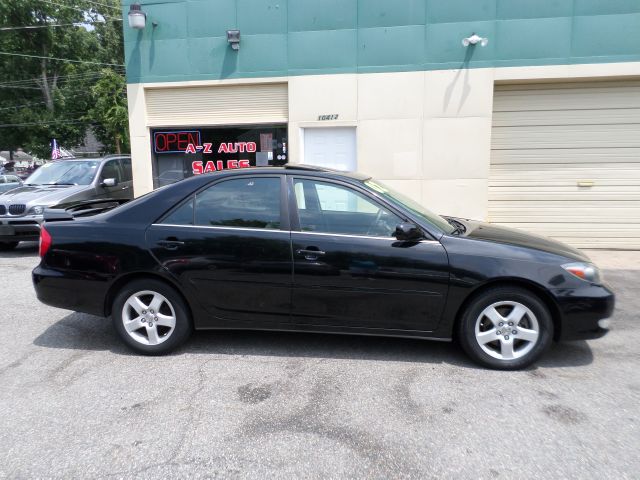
121,290 -> 177,346
474,301 -> 540,360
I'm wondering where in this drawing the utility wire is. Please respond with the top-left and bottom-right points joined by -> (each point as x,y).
0,85 -> 43,90
0,84 -> 125,111
0,69 -> 125,87
0,119 -> 93,128
83,0 -> 121,12
0,20 -> 122,31
39,0 -> 122,20
0,51 -> 124,67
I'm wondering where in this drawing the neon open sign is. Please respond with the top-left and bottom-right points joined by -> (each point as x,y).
153,130 -> 202,154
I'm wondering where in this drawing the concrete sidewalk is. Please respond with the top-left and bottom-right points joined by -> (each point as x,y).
584,250 -> 640,270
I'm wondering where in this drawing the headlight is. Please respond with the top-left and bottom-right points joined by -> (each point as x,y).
562,262 -> 602,284
29,205 -> 46,215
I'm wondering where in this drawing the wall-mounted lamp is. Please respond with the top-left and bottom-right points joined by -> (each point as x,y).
462,33 -> 488,47
227,30 -> 241,50
128,3 -> 146,30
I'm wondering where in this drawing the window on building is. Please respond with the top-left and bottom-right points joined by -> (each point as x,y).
151,125 -> 288,189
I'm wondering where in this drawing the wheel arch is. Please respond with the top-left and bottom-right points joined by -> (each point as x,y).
452,278 -> 563,341
104,271 -> 193,322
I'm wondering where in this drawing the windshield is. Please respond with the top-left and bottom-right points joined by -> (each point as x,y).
364,179 -> 456,234
25,160 -> 100,186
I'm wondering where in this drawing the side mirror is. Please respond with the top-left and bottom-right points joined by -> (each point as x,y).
394,222 -> 423,241
102,178 -> 117,187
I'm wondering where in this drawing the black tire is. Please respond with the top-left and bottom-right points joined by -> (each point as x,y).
112,278 -> 193,355
457,287 -> 553,370
0,242 -> 19,251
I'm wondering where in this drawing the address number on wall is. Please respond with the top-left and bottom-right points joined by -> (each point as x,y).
317,114 -> 339,121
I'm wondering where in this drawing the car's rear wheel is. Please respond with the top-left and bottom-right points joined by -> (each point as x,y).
458,287 -> 553,370
112,279 -> 192,355
0,242 -> 18,251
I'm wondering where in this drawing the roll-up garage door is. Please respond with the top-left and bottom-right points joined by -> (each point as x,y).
145,83 -> 288,126
490,81 -> 640,249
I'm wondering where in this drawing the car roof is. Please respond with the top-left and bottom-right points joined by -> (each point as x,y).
198,164 -> 371,181
50,154 -> 131,163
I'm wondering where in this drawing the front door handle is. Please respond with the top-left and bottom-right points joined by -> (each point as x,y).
296,248 -> 326,261
156,239 -> 185,250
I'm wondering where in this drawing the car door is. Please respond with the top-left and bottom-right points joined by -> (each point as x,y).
118,158 -> 134,199
98,159 -> 126,199
289,176 -> 449,332
146,175 -> 293,328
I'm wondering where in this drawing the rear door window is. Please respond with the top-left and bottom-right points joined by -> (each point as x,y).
120,158 -> 133,181
194,177 -> 282,229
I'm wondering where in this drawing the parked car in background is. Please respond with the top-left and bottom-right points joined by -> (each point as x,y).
0,161 -> 15,175
32,165 -> 614,370
0,175 -> 23,193
14,166 -> 38,180
0,155 -> 133,250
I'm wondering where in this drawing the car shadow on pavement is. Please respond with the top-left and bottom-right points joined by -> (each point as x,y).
33,311 -> 594,370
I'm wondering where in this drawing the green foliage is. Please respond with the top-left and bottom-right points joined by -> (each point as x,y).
0,0 -> 126,158
88,68 -> 129,153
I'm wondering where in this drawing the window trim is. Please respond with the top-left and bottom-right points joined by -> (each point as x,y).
287,175 -> 408,239
157,174 -> 289,232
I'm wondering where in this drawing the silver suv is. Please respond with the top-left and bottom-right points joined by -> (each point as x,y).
0,155 -> 132,250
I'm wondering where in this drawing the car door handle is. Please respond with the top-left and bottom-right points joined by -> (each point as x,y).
296,248 -> 326,260
156,239 -> 184,250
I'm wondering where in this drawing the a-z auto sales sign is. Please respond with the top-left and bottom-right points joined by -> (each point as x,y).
153,130 -> 254,174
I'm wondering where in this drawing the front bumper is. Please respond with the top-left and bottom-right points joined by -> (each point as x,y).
0,215 -> 43,243
551,283 -> 615,341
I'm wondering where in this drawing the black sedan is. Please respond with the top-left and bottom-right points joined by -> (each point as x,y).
32,165 -> 614,369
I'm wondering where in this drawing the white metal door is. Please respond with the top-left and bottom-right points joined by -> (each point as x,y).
303,127 -> 357,171
490,81 -> 640,249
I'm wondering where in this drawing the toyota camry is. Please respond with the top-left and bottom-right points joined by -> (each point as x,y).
32,165 -> 614,369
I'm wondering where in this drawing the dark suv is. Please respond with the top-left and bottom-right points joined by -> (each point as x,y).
0,155 -> 133,250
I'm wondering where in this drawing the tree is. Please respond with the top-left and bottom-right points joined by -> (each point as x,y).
88,68 -> 129,153
0,0 -> 126,158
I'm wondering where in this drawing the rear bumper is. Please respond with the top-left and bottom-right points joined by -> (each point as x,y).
0,216 -> 42,243
551,284 -> 615,341
32,265 -> 107,317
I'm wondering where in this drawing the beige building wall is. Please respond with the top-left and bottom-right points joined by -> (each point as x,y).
127,62 -> 640,221
288,69 -> 493,220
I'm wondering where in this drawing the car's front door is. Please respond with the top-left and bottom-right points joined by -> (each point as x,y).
146,175 -> 293,328
98,159 -> 126,199
289,176 -> 449,332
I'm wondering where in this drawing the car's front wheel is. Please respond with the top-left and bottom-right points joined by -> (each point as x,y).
458,287 -> 553,370
112,279 -> 192,355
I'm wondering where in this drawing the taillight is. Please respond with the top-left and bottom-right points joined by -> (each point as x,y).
39,225 -> 52,258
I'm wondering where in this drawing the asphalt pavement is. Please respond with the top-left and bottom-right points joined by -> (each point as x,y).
0,242 -> 638,479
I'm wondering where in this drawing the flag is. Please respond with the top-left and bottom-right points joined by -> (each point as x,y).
51,139 -> 61,160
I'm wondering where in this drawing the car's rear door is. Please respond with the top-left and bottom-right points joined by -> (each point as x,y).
146,174 -> 293,328
118,158 -> 134,199
288,175 -> 449,332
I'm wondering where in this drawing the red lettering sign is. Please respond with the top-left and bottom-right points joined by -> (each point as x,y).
154,131 -> 201,154
191,159 -> 252,175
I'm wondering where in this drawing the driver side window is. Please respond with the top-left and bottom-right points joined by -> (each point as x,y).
101,160 -> 122,183
293,179 -> 400,237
